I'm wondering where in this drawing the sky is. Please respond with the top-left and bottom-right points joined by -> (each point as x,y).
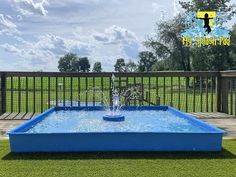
0,0 -> 236,71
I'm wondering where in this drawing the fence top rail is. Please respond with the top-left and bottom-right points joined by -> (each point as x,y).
220,70 -> 236,78
0,71 -> 220,77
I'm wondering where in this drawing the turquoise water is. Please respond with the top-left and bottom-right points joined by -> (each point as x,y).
26,110 -> 206,133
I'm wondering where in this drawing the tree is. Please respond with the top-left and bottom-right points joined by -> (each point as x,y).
78,57 -> 90,72
114,58 -> 126,72
125,60 -> 137,72
58,53 -> 91,72
58,53 -> 77,72
138,51 -> 157,72
145,15 -> 191,71
151,58 -> 176,71
93,62 -> 102,72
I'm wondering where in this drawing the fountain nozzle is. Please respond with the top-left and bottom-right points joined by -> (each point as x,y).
103,74 -> 125,122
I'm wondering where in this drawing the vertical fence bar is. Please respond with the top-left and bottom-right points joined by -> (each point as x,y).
178,77 -> 180,110
70,77 -> 73,106
221,77 -> 229,113
206,77 -> 209,112
18,76 -> 21,113
126,76 -> 129,105
0,73 -> 6,114
186,77 -> 188,112
163,77 -> 166,105
10,76 -> 13,113
41,77 -> 43,113
33,76 -> 35,113
118,76 -> 121,94
101,77 -> 103,106
78,77 -> 80,106
110,76 -> 113,106
0,74 -> 1,114
85,77 -> 88,106
63,77 -> 65,107
235,79 -> 236,115
141,76 -> 144,106
93,76 -> 95,106
170,77 -> 173,106
193,77 -> 196,112
148,76 -> 151,106
55,77 -> 58,107
216,76 -> 221,112
200,76 -> 203,112
156,77 -> 159,106
211,76 -> 214,112
134,77 -> 136,106
230,79 -> 233,115
48,77 -> 51,109
26,76 -> 28,113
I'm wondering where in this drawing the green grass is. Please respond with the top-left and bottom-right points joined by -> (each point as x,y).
4,76 -> 220,113
1,140 -> 236,177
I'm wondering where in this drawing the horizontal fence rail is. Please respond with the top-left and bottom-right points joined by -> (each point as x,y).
0,71 -> 235,116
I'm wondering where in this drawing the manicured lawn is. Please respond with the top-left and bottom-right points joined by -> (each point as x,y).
1,140 -> 236,177
5,76 -> 219,113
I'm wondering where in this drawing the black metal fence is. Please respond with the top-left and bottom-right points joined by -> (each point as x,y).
0,71 -> 234,115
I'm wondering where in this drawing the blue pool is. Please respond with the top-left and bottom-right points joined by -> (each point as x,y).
8,106 -> 224,152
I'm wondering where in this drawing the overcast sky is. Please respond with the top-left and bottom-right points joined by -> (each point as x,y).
0,0 -> 236,71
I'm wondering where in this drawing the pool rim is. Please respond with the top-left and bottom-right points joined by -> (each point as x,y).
8,106 -> 225,135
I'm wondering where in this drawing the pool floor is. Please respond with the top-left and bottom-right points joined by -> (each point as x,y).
26,110 -> 206,133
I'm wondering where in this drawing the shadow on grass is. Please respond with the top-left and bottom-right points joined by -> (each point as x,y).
2,148 -> 236,160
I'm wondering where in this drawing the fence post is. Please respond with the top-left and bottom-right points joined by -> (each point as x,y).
221,77 -> 229,113
0,72 -> 6,115
216,75 -> 221,112
110,74 -> 113,106
156,96 -> 160,106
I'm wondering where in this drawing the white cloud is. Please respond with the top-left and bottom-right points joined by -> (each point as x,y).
11,0 -> 49,16
152,2 -> 161,13
0,25 -> 140,71
152,0 -> 184,20
5,0 -> 234,71
93,25 -> 138,44
0,43 -> 22,53
0,33 -> 92,71
17,14 -> 23,21
0,14 -> 18,33
93,25 -> 140,59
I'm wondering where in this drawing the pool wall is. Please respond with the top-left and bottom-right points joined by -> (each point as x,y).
8,106 -> 224,152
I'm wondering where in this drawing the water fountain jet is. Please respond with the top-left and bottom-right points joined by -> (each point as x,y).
103,74 -> 125,122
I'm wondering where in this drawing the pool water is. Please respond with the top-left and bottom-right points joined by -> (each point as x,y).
26,110 -> 206,133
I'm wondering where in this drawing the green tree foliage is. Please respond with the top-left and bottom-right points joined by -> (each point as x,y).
93,62 -> 102,72
125,60 -> 137,72
144,15 -> 191,71
138,51 -> 157,72
151,58 -> 179,71
229,24 -> 236,69
78,57 -> 90,72
58,53 -> 77,72
58,53 -> 90,72
114,58 -> 126,72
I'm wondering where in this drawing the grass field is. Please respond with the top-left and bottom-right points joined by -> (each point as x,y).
0,140 -> 236,177
4,76 -> 221,113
